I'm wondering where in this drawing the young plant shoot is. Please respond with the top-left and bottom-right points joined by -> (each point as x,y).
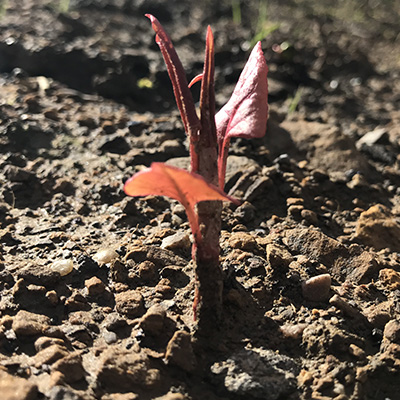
124,15 -> 268,329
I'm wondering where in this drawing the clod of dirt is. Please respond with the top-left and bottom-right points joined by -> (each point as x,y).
12,310 -> 51,336
165,330 -> 196,372
139,304 -> 167,337
114,290 -> 145,319
96,347 -> 162,392
0,368 -> 38,400
354,204 -> 400,251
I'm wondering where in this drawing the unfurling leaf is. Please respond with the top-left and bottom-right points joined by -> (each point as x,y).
215,42 -> 268,188
146,14 -> 201,171
124,163 -> 235,243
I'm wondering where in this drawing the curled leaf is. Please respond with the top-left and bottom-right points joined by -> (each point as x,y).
124,163 -> 236,243
215,42 -> 268,188
146,14 -> 201,171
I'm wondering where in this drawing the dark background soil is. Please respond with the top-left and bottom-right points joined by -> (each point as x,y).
1,1 -> 400,399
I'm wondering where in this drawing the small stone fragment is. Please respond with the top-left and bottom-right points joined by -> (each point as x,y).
139,304 -> 166,336
165,330 -> 196,372
329,294 -> 360,317
93,249 -> 119,265
115,290 -> 144,318
302,274 -> 331,302
103,330 -> 118,344
0,369 -> 38,400
51,259 -> 74,276
280,323 -> 307,339
161,231 -> 191,251
85,276 -> 106,296
12,310 -> 50,336
228,232 -> 258,251
349,344 -> 366,360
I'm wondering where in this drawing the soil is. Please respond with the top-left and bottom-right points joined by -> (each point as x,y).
1,1 -> 400,399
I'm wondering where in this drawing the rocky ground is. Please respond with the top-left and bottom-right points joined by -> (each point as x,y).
1,1 -> 400,399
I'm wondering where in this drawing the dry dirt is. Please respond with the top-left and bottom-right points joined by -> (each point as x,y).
1,1 -> 400,399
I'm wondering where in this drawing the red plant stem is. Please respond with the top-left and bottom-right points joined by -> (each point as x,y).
192,27 -> 224,329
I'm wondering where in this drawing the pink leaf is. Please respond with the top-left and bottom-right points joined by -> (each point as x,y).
215,42 -> 268,188
124,163 -> 236,243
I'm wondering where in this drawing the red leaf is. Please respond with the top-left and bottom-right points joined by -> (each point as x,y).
146,14 -> 201,171
124,163 -> 236,243
215,42 -> 268,188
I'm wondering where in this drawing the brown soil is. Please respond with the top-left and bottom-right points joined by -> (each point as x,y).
1,1 -> 400,399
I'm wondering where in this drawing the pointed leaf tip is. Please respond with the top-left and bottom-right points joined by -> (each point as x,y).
215,42 -> 268,143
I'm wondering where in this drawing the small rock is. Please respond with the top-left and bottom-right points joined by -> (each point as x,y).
34,336 -> 66,352
52,353 -> 85,383
234,201 -> 256,223
383,320 -> 400,344
266,243 -> 293,269
228,232 -> 258,251
363,301 -> 392,329
287,204 -> 304,218
356,127 -> 388,147
349,344 -> 366,360
161,231 -> 191,251
65,292 -> 91,312
139,304 -> 166,336
103,330 -> 118,344
115,290 -> 144,318
12,310 -> 50,336
51,259 -> 74,276
46,290 -> 59,305
32,344 -> 69,368
287,197 -> 304,206
85,276 -> 106,296
0,369 -> 38,400
165,331 -> 196,372
329,294 -> 360,317
93,249 -> 119,265
280,323 -> 307,339
301,209 -> 318,226
302,274 -> 331,302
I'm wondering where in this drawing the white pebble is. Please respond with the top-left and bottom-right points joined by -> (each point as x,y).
93,249 -> 118,265
51,259 -> 74,276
